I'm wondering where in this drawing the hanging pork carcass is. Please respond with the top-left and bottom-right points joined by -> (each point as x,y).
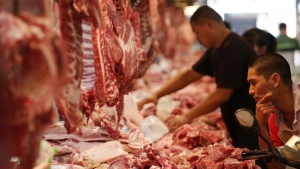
133,0 -> 161,78
0,3 -> 68,169
83,0 -> 146,139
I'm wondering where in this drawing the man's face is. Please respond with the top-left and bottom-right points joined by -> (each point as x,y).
191,23 -> 212,48
248,67 -> 274,102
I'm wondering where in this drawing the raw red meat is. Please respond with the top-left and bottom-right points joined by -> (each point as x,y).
0,11 -> 67,168
55,0 -> 84,133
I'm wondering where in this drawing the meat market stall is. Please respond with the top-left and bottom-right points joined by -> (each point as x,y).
0,0 -> 258,169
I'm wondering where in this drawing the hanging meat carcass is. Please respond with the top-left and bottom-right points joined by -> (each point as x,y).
54,0 -> 85,134
0,10 -> 67,169
132,0 -> 161,78
54,0 -> 109,134
86,0 -> 145,139
52,0 -> 145,139
79,0 -> 124,139
72,0 -> 102,121
1,0 -> 150,167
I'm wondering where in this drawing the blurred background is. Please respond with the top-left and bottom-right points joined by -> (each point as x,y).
182,0 -> 299,38
172,0 -> 300,77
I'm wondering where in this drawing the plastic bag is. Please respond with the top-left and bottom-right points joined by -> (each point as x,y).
156,96 -> 180,121
34,140 -> 57,169
141,115 -> 169,142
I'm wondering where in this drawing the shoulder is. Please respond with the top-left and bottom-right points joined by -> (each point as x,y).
221,33 -> 256,56
224,33 -> 250,48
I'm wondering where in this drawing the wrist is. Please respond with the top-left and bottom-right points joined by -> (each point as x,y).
152,92 -> 160,99
182,113 -> 192,123
257,119 -> 268,128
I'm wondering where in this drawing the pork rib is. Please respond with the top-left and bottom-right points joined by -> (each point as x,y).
92,0 -> 120,106
81,21 -> 96,119
55,0 -> 84,133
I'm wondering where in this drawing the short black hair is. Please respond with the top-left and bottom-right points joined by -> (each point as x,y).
224,21 -> 231,30
265,32 -> 277,53
242,28 -> 268,50
249,53 -> 292,86
279,23 -> 286,30
190,5 -> 223,26
242,28 -> 277,53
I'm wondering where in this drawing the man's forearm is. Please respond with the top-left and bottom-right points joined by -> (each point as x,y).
154,67 -> 203,99
184,100 -> 219,122
184,89 -> 231,122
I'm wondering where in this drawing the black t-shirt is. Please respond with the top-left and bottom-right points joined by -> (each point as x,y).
192,33 -> 259,149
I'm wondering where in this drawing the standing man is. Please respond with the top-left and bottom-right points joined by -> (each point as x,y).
277,23 -> 300,79
138,5 -> 261,153
277,23 -> 300,51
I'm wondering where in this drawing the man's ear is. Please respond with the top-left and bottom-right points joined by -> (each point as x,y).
271,73 -> 280,87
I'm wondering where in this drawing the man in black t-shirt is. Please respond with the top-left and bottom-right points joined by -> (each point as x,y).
191,34 -> 258,149
138,5 -> 260,154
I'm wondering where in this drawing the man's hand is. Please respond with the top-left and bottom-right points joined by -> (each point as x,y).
165,115 -> 189,132
256,92 -> 275,127
137,94 -> 158,110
